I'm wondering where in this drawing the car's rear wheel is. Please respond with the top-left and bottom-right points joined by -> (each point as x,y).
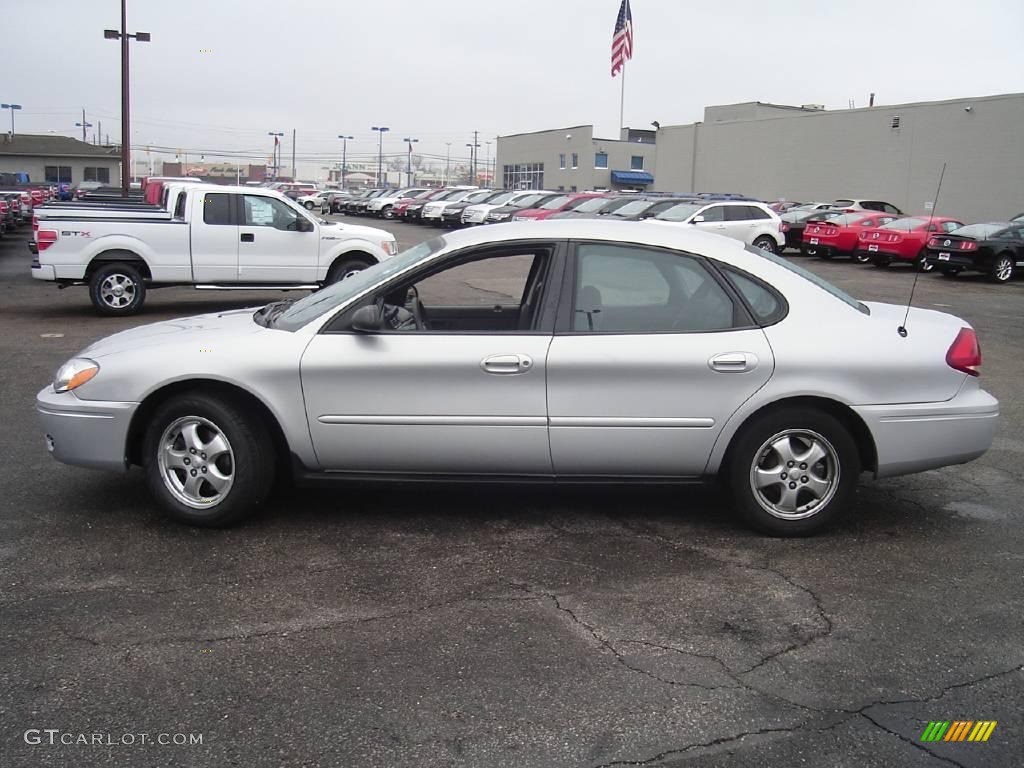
752,236 -> 778,255
727,407 -> 859,536
326,256 -> 372,284
872,256 -> 891,268
143,393 -> 274,527
940,268 -> 960,278
89,262 -> 146,316
381,205 -> 395,219
304,201 -> 314,210
990,254 -> 1014,283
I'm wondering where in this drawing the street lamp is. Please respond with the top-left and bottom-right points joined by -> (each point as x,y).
1,103 -> 22,137
485,140 -> 492,185
104,0 -> 150,197
465,142 -> 480,184
337,135 -> 353,188
371,126 -> 389,186
445,142 -> 451,185
403,137 -> 419,186
268,132 -> 284,179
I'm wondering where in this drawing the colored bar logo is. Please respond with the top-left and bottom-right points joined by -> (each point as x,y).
921,721 -> 997,742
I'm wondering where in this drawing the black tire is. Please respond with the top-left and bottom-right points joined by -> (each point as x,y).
88,261 -> 146,316
989,253 -> 1015,283
304,201 -> 315,210
726,407 -> 860,537
381,205 -> 395,219
872,256 -> 891,268
326,255 -> 373,284
752,236 -> 778,255
854,251 -> 872,264
940,269 -> 960,278
914,249 -> 933,272
143,392 -> 275,527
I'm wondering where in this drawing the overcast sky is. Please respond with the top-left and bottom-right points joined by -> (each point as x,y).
5,0 -> 1022,179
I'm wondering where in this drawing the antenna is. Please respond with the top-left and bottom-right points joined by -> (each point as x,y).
897,162 -> 946,338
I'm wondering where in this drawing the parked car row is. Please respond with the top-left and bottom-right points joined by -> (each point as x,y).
787,208 -> 1024,283
0,189 -> 42,236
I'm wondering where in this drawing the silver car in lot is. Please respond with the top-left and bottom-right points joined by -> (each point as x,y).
36,221 -> 999,535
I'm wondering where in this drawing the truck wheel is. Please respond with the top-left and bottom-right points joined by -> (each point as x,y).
89,262 -> 146,316
326,256 -> 372,284
143,392 -> 274,527
727,407 -> 859,537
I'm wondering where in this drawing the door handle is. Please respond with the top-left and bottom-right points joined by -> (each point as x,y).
480,354 -> 534,375
709,352 -> 757,373
240,233 -> 255,242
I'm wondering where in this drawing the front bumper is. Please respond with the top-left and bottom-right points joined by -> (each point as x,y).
36,387 -> 139,472
853,382 -> 999,479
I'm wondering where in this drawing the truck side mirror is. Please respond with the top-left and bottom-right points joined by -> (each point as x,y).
351,304 -> 383,333
692,215 -> 705,223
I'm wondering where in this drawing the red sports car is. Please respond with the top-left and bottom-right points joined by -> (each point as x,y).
801,212 -> 901,259
854,216 -> 964,269
511,192 -> 607,221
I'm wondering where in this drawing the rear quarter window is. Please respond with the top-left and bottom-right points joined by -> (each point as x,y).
721,265 -> 788,326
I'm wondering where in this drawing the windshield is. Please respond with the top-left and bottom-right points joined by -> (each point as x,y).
462,190 -> 495,204
483,191 -> 516,205
611,199 -> 656,216
509,193 -> 547,208
272,238 -> 448,331
539,195 -> 572,210
746,245 -> 868,314
562,196 -> 602,211
951,223 -> 1004,238
653,202 -> 703,222
573,196 -> 618,213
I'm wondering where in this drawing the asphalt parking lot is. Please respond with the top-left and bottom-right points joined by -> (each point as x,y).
1,217 -> 1022,767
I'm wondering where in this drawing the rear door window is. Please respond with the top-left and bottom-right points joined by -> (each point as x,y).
202,193 -> 231,224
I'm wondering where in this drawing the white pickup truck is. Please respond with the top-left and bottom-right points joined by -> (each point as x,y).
31,184 -> 398,315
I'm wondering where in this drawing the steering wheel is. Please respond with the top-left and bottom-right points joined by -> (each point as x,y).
406,286 -> 429,331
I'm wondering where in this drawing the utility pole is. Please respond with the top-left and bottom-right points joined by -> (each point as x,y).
371,126 -> 389,186
445,143 -> 451,185
104,0 -> 150,196
76,109 -> 93,143
291,128 -> 296,180
484,141 -> 491,185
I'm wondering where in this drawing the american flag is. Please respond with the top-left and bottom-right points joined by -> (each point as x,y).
611,0 -> 633,78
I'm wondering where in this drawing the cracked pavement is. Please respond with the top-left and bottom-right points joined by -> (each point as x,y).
1,221 -> 1022,766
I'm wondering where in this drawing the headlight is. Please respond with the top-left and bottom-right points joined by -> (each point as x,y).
383,239 -> 398,256
54,358 -> 100,393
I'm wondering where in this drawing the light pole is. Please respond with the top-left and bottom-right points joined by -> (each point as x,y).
465,142 -> 480,184
403,137 -> 419,186
268,132 -> 283,179
485,141 -> 491,186
445,142 -> 451,185
104,0 -> 150,197
371,126 -> 390,186
1,103 -> 22,137
337,134 -> 353,188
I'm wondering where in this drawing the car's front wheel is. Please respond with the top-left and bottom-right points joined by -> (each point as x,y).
727,407 -> 859,536
304,201 -> 315,210
381,205 -> 395,219
752,236 -> 778,255
143,393 -> 275,527
89,262 -> 147,316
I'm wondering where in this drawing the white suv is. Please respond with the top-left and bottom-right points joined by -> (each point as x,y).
652,200 -> 785,253
367,187 -> 429,219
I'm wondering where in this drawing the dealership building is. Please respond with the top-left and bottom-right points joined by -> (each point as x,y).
0,134 -> 121,186
496,92 -> 1023,222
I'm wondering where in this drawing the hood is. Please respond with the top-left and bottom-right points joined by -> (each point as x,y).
80,308 -> 265,359
319,220 -> 391,243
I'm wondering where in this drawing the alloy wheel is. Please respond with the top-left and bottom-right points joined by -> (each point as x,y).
994,256 -> 1013,282
99,273 -> 137,309
157,416 -> 235,509
749,429 -> 840,520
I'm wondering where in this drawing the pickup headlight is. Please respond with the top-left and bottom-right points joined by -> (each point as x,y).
54,358 -> 100,393
383,239 -> 398,256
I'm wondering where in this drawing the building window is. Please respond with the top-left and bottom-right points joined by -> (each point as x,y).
557,185 -> 565,192
571,153 -> 578,169
630,155 -> 644,171
502,162 -> 545,190
594,152 -> 608,169
890,114 -> 901,130
83,167 -> 111,183
44,166 -> 73,183
559,153 -> 566,170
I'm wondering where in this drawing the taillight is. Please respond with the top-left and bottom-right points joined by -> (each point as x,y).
960,241 -> 977,251
37,230 -> 58,251
928,238 -> 941,248
946,328 -> 981,377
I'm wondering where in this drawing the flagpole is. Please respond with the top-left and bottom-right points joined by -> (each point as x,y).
619,61 -> 626,132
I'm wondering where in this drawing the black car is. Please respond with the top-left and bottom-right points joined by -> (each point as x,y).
779,209 -> 845,251
341,189 -> 381,215
440,189 -> 506,227
925,222 -> 1024,283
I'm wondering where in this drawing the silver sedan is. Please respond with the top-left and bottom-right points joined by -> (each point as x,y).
36,221 -> 999,535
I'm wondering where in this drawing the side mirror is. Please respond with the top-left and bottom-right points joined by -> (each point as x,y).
351,304 -> 383,333
692,215 -> 705,223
